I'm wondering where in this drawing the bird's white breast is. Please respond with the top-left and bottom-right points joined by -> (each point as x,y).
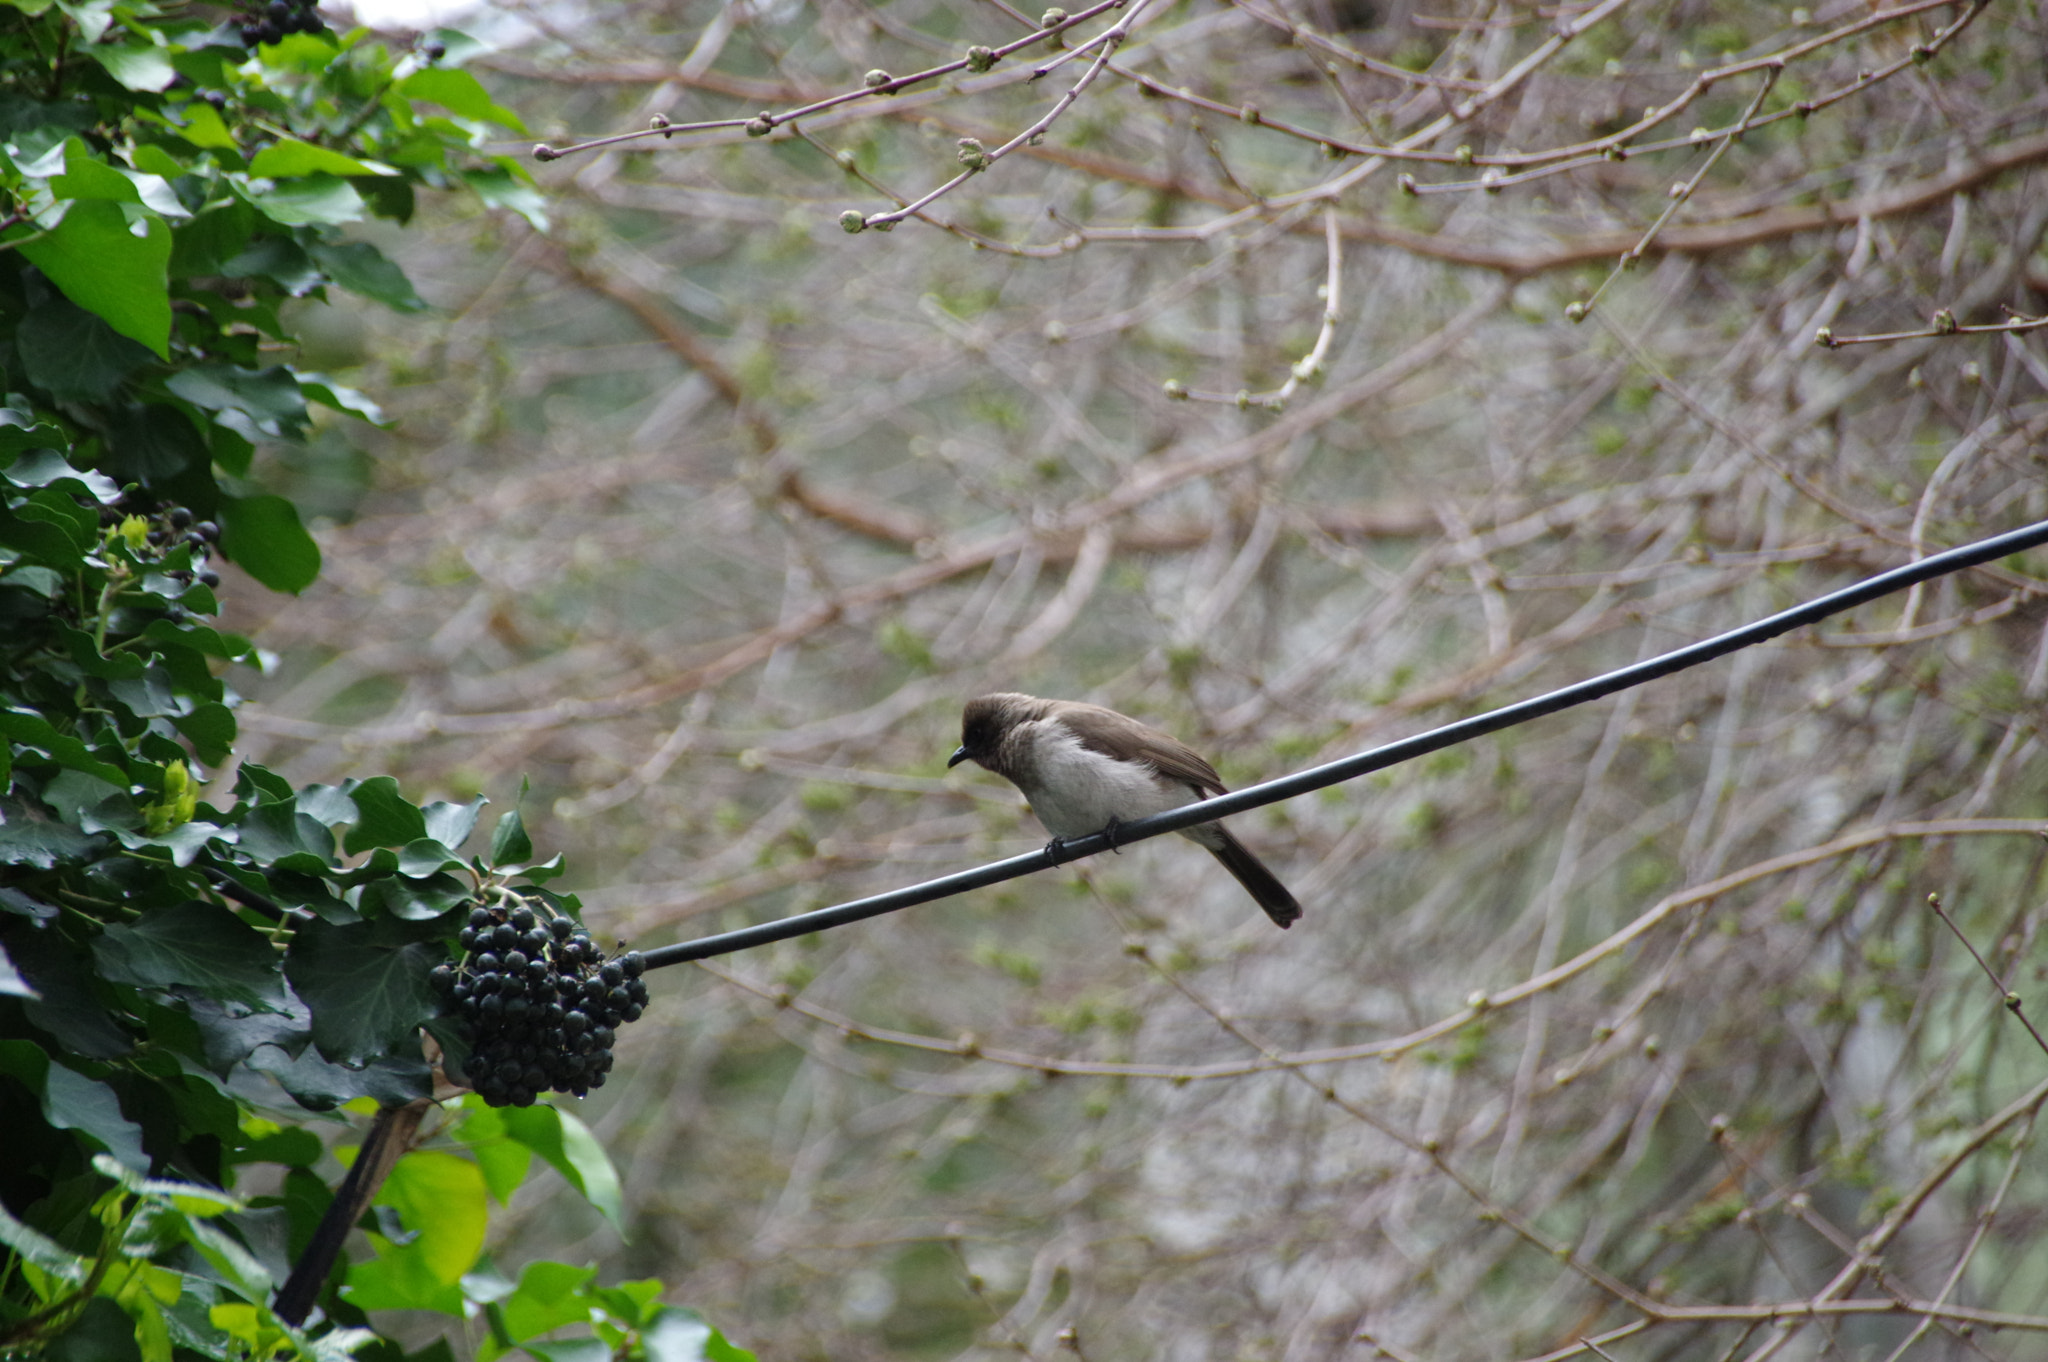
1010,720 -> 1197,839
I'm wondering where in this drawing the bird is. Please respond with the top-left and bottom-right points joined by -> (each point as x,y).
947,692 -> 1302,928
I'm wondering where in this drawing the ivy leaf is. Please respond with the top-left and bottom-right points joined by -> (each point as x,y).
244,174 -> 365,227
172,702 -> 237,764
489,808 -> 532,867
642,1308 -> 759,1362
395,68 -> 527,131
94,900 -> 289,1011
342,776 -> 427,853
179,988 -> 312,1075
497,1105 -> 624,1228
495,1260 -> 597,1344
166,363 -> 309,437
14,288 -> 158,400
220,493 -> 320,593
421,797 -> 485,850
19,199 -> 172,359
282,917 -> 438,1065
92,41 -> 179,92
343,1150 -> 487,1313
0,796 -> 106,867
307,240 -> 427,312
244,1042 -> 430,1112
0,1040 -> 148,1169
0,941 -> 37,997
248,138 -> 396,178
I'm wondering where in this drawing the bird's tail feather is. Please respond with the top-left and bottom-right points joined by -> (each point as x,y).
1207,827 -> 1302,929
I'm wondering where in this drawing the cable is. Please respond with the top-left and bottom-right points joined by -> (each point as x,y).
643,518 -> 2048,968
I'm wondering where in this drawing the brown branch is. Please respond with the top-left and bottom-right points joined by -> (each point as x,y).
528,234 -> 779,455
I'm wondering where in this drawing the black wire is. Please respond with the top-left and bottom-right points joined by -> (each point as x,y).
642,519 -> 2048,969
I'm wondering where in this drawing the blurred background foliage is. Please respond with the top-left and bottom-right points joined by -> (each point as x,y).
226,0 -> 2048,1355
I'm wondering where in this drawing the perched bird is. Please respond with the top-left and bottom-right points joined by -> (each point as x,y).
948,692 -> 1302,928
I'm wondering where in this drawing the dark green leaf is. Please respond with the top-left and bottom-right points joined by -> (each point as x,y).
294,782 -> 358,827
362,870 -> 469,921
308,239 -> 427,312
396,839 -> 464,877
0,1041 -> 149,1170
166,363 -> 309,437
172,702 -> 237,764
0,802 -> 106,867
0,886 -> 60,920
245,1042 -> 431,1111
282,917 -> 438,1064
46,1297 -> 144,1362
342,775 -> 427,853
94,900 -> 289,1011
180,987 -> 312,1074
489,808 -> 531,866
0,941 -> 37,997
421,797 -> 485,850
234,763 -> 295,803
220,493 -> 320,593
3,923 -> 134,1056
0,713 -> 131,785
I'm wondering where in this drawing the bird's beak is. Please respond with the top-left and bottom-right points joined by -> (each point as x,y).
948,746 -> 971,768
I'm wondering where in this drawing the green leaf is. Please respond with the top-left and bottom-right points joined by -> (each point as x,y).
244,1043 -> 430,1111
175,100 -> 240,151
220,493 -> 320,593
282,918 -> 438,1065
306,238 -> 427,312
463,166 -> 547,231
0,711 -> 130,784
343,776 -> 428,852
642,1307 -> 757,1362
93,900 -> 289,1011
0,1040 -> 149,1169
343,1150 -> 488,1313
0,941 -> 36,997
46,1297 -> 143,1362
525,1342 -> 610,1362
295,783 -> 360,827
93,41 -> 178,92
497,1105 -> 623,1228
166,363 -> 309,436
496,1260 -> 597,1343
19,199 -> 173,359
422,797 -> 486,849
172,703 -> 236,764
446,1099 -> 532,1203
14,288 -> 158,400
361,871 -> 469,921
396,68 -> 527,131
244,174 -> 365,226
489,808 -> 531,866
0,1190 -> 92,1285
249,137 -> 397,178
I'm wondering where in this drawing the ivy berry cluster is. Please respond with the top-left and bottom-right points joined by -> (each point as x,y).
97,493 -> 222,590
238,0 -> 327,48
435,900 -> 650,1106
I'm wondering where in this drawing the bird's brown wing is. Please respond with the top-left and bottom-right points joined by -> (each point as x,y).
1057,702 -> 1228,795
